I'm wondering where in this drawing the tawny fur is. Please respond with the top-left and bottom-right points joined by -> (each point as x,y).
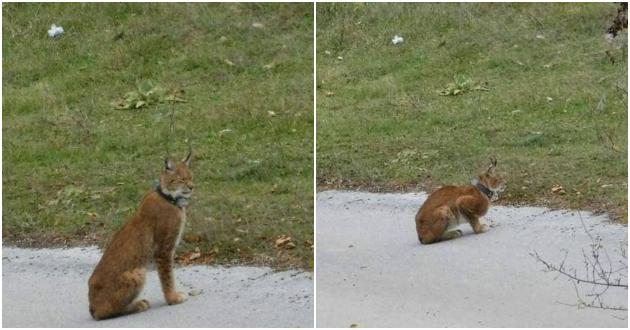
415,159 -> 506,244
88,157 -> 194,320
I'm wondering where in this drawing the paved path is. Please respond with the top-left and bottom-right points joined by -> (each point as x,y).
316,191 -> 628,328
2,246 -> 313,327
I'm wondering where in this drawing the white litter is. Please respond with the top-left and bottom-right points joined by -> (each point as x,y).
48,24 -> 64,38
392,35 -> 404,45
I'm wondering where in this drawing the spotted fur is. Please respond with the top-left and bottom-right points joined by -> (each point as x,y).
415,158 -> 506,244
88,154 -> 194,320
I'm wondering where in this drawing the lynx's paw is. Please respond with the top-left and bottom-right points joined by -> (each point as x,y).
479,224 -> 489,233
167,291 -> 188,305
134,299 -> 150,312
442,229 -> 463,240
125,299 -> 150,315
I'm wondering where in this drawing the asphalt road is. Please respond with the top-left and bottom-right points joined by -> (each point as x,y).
316,190 -> 628,328
2,246 -> 313,327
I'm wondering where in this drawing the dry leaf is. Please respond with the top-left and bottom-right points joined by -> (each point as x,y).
219,36 -> 227,42
252,22 -> 264,28
551,185 -> 566,195
275,234 -> 293,248
189,289 -> 203,296
303,241 -> 314,249
190,247 -> 201,261
224,59 -> 235,66
179,252 -> 192,265
87,212 -> 98,221
184,234 -> 203,243
325,91 -> 335,96
268,111 -> 276,117
350,324 -> 358,328
263,62 -> 275,69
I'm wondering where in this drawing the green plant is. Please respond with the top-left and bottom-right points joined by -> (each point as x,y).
114,79 -> 185,110
439,74 -> 488,96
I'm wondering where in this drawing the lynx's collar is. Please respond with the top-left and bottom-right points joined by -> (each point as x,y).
155,186 -> 189,208
471,178 -> 494,200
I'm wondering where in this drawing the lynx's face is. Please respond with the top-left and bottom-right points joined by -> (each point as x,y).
160,156 -> 194,200
479,157 -> 507,195
479,171 -> 506,193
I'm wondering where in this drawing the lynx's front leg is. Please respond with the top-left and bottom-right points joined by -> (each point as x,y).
462,213 -> 488,234
155,251 -> 188,305
456,196 -> 489,234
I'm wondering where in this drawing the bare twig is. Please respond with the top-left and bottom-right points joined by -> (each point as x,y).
531,200 -> 628,312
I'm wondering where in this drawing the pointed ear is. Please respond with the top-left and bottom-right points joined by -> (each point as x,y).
183,143 -> 192,166
164,157 -> 174,172
487,157 -> 497,174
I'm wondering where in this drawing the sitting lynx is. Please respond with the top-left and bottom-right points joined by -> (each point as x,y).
88,149 -> 194,320
415,158 -> 506,244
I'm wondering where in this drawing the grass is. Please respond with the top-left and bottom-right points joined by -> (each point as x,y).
316,3 -> 627,221
2,3 -> 314,269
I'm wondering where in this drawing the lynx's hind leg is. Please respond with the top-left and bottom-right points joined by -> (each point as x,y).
119,268 -> 149,316
89,268 -> 147,320
420,206 -> 461,244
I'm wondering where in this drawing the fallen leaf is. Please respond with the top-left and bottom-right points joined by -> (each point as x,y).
303,241 -> 314,249
325,91 -> 335,96
189,289 -> 203,296
263,62 -> 275,69
184,234 -> 203,243
224,59 -> 235,66
275,234 -> 293,248
268,111 -> 276,117
179,252 -> 192,265
551,185 -> 566,195
219,36 -> 227,42
337,56 -> 343,60
190,247 -> 201,261
350,324 -> 358,328
252,22 -> 264,28
87,212 -> 98,221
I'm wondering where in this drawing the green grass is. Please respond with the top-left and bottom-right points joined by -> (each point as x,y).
3,3 -> 314,269
316,3 -> 627,221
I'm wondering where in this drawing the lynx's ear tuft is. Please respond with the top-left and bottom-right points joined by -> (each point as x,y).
488,157 -> 497,174
183,139 -> 192,166
164,157 -> 174,172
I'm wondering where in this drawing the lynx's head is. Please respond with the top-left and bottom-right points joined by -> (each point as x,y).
158,145 -> 194,207
476,157 -> 506,201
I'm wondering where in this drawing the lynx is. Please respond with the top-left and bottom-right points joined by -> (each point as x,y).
88,148 -> 194,320
415,158 -> 506,244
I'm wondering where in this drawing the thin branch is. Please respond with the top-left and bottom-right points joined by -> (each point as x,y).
531,251 -> 628,288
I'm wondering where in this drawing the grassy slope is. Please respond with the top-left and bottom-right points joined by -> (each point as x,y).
316,3 -> 627,221
3,3 -> 314,269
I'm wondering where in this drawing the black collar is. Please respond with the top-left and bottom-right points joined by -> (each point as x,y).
155,186 -> 181,207
475,182 -> 494,200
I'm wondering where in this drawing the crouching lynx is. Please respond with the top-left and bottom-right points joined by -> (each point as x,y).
88,148 -> 194,320
415,158 -> 506,244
